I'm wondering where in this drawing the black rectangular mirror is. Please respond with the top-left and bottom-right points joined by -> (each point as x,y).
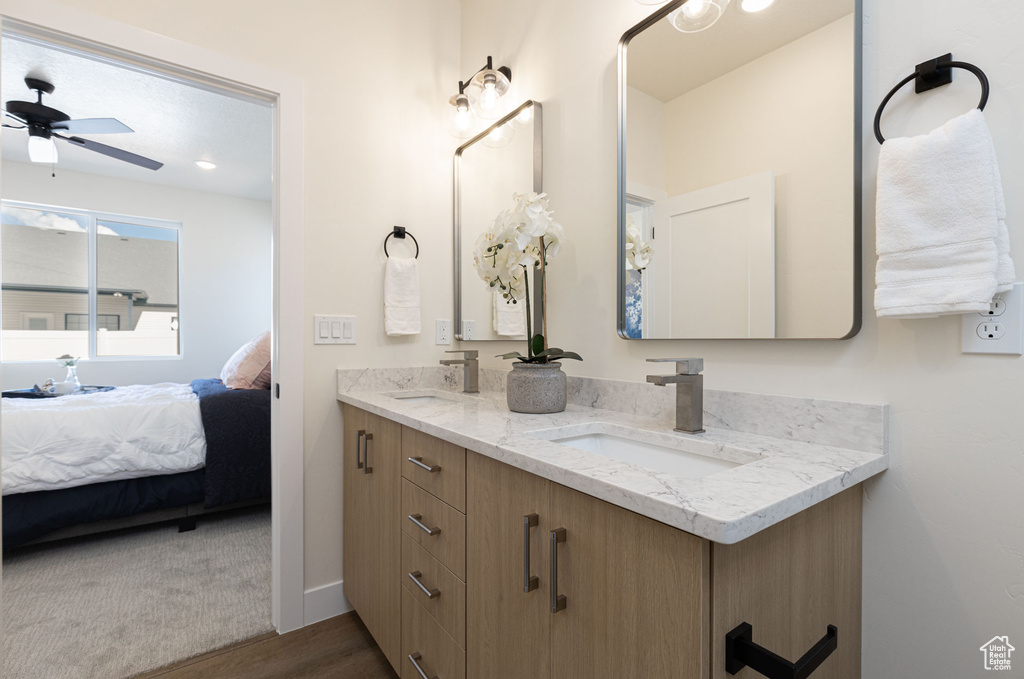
617,0 -> 862,339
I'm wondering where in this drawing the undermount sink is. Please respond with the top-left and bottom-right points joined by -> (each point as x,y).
385,390 -> 480,406
528,423 -> 757,480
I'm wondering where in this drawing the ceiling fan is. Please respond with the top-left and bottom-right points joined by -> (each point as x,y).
3,77 -> 163,171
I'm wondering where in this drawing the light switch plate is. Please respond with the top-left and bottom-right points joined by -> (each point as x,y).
314,315 -> 355,345
961,283 -> 1023,355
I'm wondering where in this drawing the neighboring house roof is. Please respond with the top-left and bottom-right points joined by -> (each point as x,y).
1,224 -> 178,305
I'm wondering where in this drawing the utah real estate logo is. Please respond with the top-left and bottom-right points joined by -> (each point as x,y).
980,636 -> 1014,671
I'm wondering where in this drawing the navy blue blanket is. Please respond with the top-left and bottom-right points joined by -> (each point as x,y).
191,379 -> 271,508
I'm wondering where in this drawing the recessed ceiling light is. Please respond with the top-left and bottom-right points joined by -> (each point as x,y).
741,0 -> 776,11
195,160 -> 217,170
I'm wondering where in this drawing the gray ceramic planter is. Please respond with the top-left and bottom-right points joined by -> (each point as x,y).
506,362 -> 567,414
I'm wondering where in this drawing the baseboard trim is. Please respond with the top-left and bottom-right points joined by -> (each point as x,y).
303,580 -> 352,626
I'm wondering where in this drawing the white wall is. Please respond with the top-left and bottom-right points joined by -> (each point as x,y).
461,0 -> 1024,675
1,160 -> 271,389
44,0 -> 463,592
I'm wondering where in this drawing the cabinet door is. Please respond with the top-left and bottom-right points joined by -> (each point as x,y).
549,484 -> 710,679
467,453 -> 551,679
342,406 -> 403,672
710,487 -> 861,679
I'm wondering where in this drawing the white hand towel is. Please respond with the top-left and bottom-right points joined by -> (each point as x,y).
493,291 -> 527,336
384,257 -> 421,335
875,109 -> 1015,318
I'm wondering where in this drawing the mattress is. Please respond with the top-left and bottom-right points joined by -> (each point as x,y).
1,383 -> 207,495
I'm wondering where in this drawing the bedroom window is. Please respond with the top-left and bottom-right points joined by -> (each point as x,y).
1,202 -> 181,362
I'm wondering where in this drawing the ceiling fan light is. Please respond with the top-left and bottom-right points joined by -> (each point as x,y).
27,133 -> 58,164
740,0 -> 775,11
195,160 -> 217,170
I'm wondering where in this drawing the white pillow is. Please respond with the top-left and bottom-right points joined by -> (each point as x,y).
220,331 -> 272,389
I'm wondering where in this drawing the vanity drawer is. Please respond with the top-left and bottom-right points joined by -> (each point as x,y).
402,587 -> 466,679
402,427 -> 467,512
402,533 -> 466,648
402,479 -> 467,580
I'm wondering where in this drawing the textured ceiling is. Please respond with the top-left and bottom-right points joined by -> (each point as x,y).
1,36 -> 273,202
628,0 -> 855,103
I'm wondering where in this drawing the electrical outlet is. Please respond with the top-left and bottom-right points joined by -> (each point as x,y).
978,322 -> 1006,340
962,282 -> 1023,355
436,319 -> 452,345
982,298 -> 1006,317
462,320 -> 476,340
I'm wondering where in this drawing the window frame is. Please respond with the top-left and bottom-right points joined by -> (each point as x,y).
1,199 -> 184,364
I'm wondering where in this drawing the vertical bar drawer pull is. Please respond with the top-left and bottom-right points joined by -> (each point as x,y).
408,652 -> 438,679
356,430 -> 365,469
362,433 -> 373,474
550,527 -> 567,613
408,513 -> 442,536
408,456 -> 442,473
408,570 -> 441,599
523,513 -> 539,593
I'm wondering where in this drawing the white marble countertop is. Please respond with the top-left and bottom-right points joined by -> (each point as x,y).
337,380 -> 888,544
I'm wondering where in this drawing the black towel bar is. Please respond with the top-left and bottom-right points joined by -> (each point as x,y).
384,225 -> 419,258
873,53 -> 989,144
725,622 -> 838,679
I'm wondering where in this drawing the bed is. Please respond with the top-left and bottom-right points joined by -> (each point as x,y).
1,378 -> 270,548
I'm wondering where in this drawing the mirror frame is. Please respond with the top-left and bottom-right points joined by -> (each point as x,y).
616,0 -> 863,340
454,100 -> 544,341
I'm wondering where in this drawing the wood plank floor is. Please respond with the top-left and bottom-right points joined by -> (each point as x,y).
135,612 -> 398,679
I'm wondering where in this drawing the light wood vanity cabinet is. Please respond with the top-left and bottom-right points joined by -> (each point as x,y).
342,405 -> 861,679
342,405 -> 402,671
467,452 -> 709,679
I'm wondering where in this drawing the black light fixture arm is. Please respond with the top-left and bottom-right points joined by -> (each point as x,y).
725,622 -> 838,679
456,55 -> 513,94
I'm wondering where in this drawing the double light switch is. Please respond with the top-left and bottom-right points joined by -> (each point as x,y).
314,315 -> 355,345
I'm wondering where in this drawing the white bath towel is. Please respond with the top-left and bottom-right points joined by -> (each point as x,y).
384,257 -> 421,335
875,109 -> 1015,318
493,291 -> 527,336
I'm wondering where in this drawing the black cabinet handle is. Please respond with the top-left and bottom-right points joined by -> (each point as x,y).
726,622 -> 837,679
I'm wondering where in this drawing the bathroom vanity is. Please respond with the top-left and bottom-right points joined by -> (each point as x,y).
337,369 -> 887,679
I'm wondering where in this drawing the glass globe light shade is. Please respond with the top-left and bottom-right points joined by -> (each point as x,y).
467,67 -> 511,119
668,0 -> 730,32
449,93 -> 474,139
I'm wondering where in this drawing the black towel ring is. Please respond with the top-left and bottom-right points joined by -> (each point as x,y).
384,226 -> 419,258
874,54 -> 989,144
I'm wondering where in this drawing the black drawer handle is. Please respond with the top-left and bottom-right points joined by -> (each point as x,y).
726,622 -> 837,679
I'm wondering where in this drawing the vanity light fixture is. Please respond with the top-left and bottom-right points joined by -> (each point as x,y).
668,0 -> 731,33
194,160 -> 216,170
448,55 -> 513,137
740,0 -> 775,11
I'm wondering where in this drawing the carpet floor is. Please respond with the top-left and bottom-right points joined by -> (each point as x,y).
2,507 -> 273,679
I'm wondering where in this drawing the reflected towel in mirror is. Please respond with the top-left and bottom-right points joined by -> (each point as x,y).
493,291 -> 527,336
384,257 -> 421,335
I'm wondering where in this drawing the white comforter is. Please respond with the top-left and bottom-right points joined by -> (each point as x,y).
2,383 -> 207,495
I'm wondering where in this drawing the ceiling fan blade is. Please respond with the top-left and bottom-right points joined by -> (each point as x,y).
56,134 -> 163,171
51,118 -> 134,135
4,111 -> 28,125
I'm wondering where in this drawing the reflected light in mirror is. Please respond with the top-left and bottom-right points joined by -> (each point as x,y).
741,0 -> 776,11
482,122 -> 515,148
668,0 -> 730,32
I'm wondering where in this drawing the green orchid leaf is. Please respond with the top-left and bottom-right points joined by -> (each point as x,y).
533,348 -> 563,358
497,351 -> 526,360
551,351 -> 583,361
531,334 -> 545,356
